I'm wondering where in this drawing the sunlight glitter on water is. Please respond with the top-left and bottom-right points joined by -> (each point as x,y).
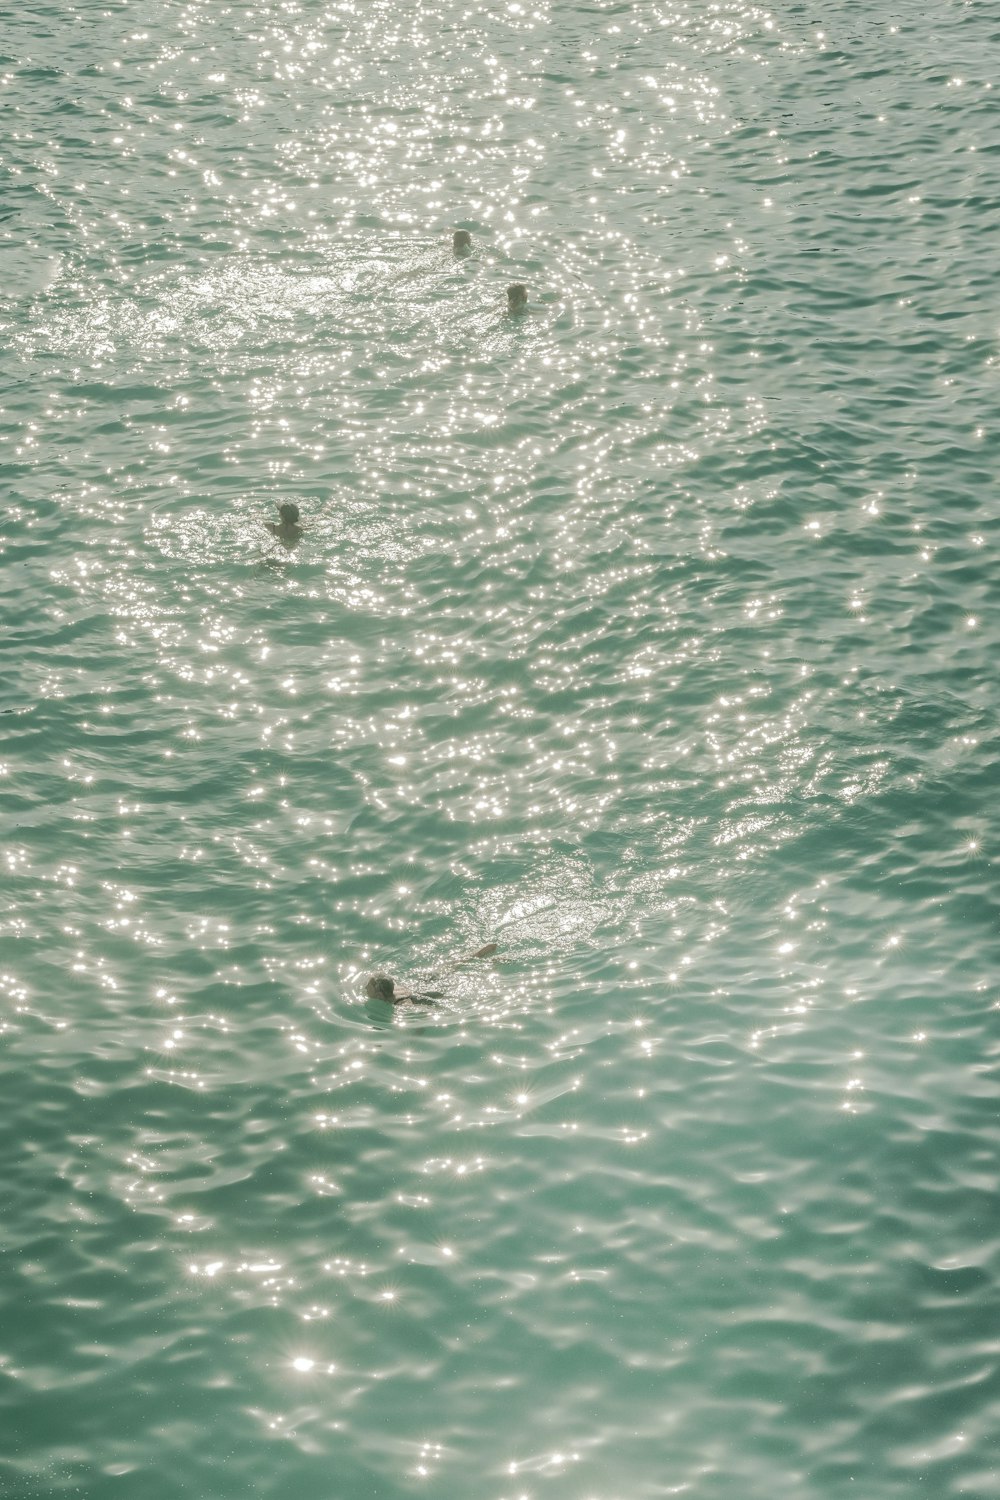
2,0 -> 999,1495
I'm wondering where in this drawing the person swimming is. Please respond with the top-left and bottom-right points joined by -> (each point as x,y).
263,501 -> 303,544
364,973 -> 442,1005
453,229 -> 472,254
363,944 -> 499,1006
507,283 -> 528,314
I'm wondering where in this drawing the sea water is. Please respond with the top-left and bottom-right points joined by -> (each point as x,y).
1,1 -> 998,1496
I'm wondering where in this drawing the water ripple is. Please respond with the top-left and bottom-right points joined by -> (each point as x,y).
2,0 -> 999,1495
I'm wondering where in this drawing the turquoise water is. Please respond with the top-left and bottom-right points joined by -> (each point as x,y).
2,0 -> 998,1494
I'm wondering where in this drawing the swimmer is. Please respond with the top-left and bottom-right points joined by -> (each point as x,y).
363,943 -> 499,1006
507,283 -> 528,314
364,973 -> 441,1005
453,229 -> 472,254
263,501 -> 304,545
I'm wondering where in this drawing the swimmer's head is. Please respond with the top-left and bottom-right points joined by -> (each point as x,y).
365,973 -> 395,1001
507,283 -> 528,313
453,229 -> 472,254
278,501 -> 300,525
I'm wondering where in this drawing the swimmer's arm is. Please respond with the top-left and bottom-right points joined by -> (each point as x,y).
441,943 -> 499,974
422,946 -> 499,988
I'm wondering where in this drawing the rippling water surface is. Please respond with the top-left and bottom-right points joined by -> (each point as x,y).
2,1 -> 999,1495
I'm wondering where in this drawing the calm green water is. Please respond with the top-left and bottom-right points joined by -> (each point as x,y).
2,1 -> 998,1496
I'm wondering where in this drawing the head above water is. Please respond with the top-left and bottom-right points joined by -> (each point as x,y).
507,283 -> 528,313
365,973 -> 395,1001
453,229 -> 472,253
278,501 -> 300,525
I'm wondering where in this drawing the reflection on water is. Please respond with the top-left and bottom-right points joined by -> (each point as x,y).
2,0 -> 999,1494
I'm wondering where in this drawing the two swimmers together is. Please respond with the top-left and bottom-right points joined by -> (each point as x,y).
452,229 -> 529,315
